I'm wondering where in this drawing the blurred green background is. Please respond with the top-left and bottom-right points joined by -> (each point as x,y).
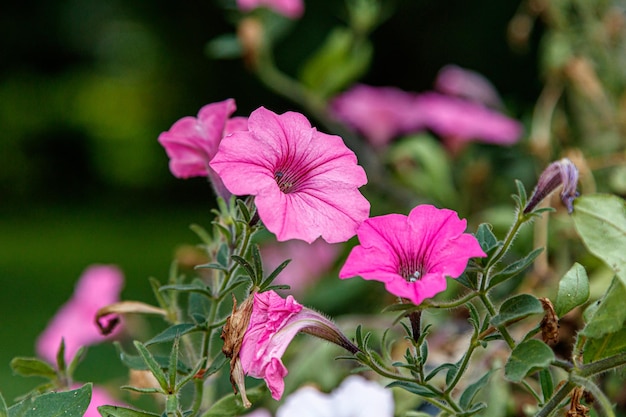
0,0 -> 537,402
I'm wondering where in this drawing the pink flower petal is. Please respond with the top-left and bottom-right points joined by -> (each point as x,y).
237,0 -> 304,19
210,107 -> 370,243
339,205 -> 486,305
435,65 -> 504,108
36,265 -> 124,364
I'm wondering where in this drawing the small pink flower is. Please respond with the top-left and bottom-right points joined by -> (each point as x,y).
413,92 -> 523,146
330,84 -> 423,147
210,107 -> 370,243
237,291 -> 357,401
237,0 -> 304,19
260,238 -> 340,295
434,65 -> 504,109
339,205 -> 486,305
36,265 -> 124,364
276,376 -> 394,417
158,98 -> 247,199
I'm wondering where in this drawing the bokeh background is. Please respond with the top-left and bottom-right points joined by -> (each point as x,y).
0,0 -> 542,402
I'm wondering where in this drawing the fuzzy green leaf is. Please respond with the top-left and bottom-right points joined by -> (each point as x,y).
8,383 -> 91,417
581,276 -> 626,339
504,340 -> 554,382
572,194 -> 626,287
491,294 -> 544,327
97,406 -> 160,417
145,323 -> 199,346
200,384 -> 267,417
489,248 -> 543,288
554,263 -> 589,317
385,381 -> 438,398
459,371 -> 493,409
475,223 -> 500,254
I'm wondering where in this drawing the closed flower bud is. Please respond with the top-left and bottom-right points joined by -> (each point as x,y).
524,158 -> 579,214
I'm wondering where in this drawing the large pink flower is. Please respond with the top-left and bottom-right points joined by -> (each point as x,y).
330,84 -> 423,147
36,265 -> 124,364
339,205 -> 486,305
238,291 -> 357,401
413,92 -> 522,146
158,98 -> 247,199
237,0 -> 304,19
210,107 -> 370,243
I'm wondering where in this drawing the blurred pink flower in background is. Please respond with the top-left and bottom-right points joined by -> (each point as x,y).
330,84 -> 422,147
238,291 -> 357,401
339,205 -> 486,305
85,385 -> 127,417
434,64 -> 504,108
412,92 -> 523,148
260,238 -> 341,295
276,376 -> 394,417
36,265 -> 124,364
211,107 -> 370,243
237,0 -> 304,19
158,98 -> 247,199
330,68 -> 523,150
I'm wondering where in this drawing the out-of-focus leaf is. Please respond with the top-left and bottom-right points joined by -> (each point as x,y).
490,294 -> 543,327
581,276 -> 626,339
504,340 -> 554,382
145,323 -> 199,346
9,357 -> 57,380
387,134 -> 457,207
8,383 -> 91,417
299,28 -> 372,98
554,263 -> 589,317
572,194 -> 626,287
205,34 -> 243,60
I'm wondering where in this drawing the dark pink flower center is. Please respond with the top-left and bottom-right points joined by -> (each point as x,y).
399,255 -> 427,282
274,164 -> 309,194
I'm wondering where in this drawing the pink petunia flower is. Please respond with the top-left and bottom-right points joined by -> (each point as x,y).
339,205 -> 486,305
158,98 -> 248,199
330,84 -> 424,147
36,265 -> 124,364
413,92 -> 523,147
210,107 -> 370,244
276,375 -> 394,417
237,0 -> 304,19
229,291 -> 358,405
260,238 -> 340,295
434,65 -> 504,109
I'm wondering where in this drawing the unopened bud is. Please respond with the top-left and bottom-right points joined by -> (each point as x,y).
524,158 -> 579,214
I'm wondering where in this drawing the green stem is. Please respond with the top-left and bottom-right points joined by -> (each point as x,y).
579,351 -> 626,377
535,380 -> 575,417
422,291 -> 479,309
478,293 -> 516,349
522,380 -> 543,403
190,378 -> 204,416
445,340 -> 478,394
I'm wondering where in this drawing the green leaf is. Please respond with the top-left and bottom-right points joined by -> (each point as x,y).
145,323 -> 199,346
554,263 -> 589,317
539,369 -> 554,402
475,223 -> 500,254
231,255 -> 257,282
572,194 -> 626,287
489,248 -> 543,288
581,276 -> 626,339
583,327 -> 626,363
159,283 -> 211,296
299,28 -> 372,98
204,34 -> 243,60
490,294 -> 544,327
504,340 -> 555,382
385,381 -> 438,398
133,341 -> 168,391
200,384 -> 267,417
8,383 -> 91,417
259,259 -> 291,291
10,357 -> 57,380
459,371 -> 492,409
97,406 -> 160,417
